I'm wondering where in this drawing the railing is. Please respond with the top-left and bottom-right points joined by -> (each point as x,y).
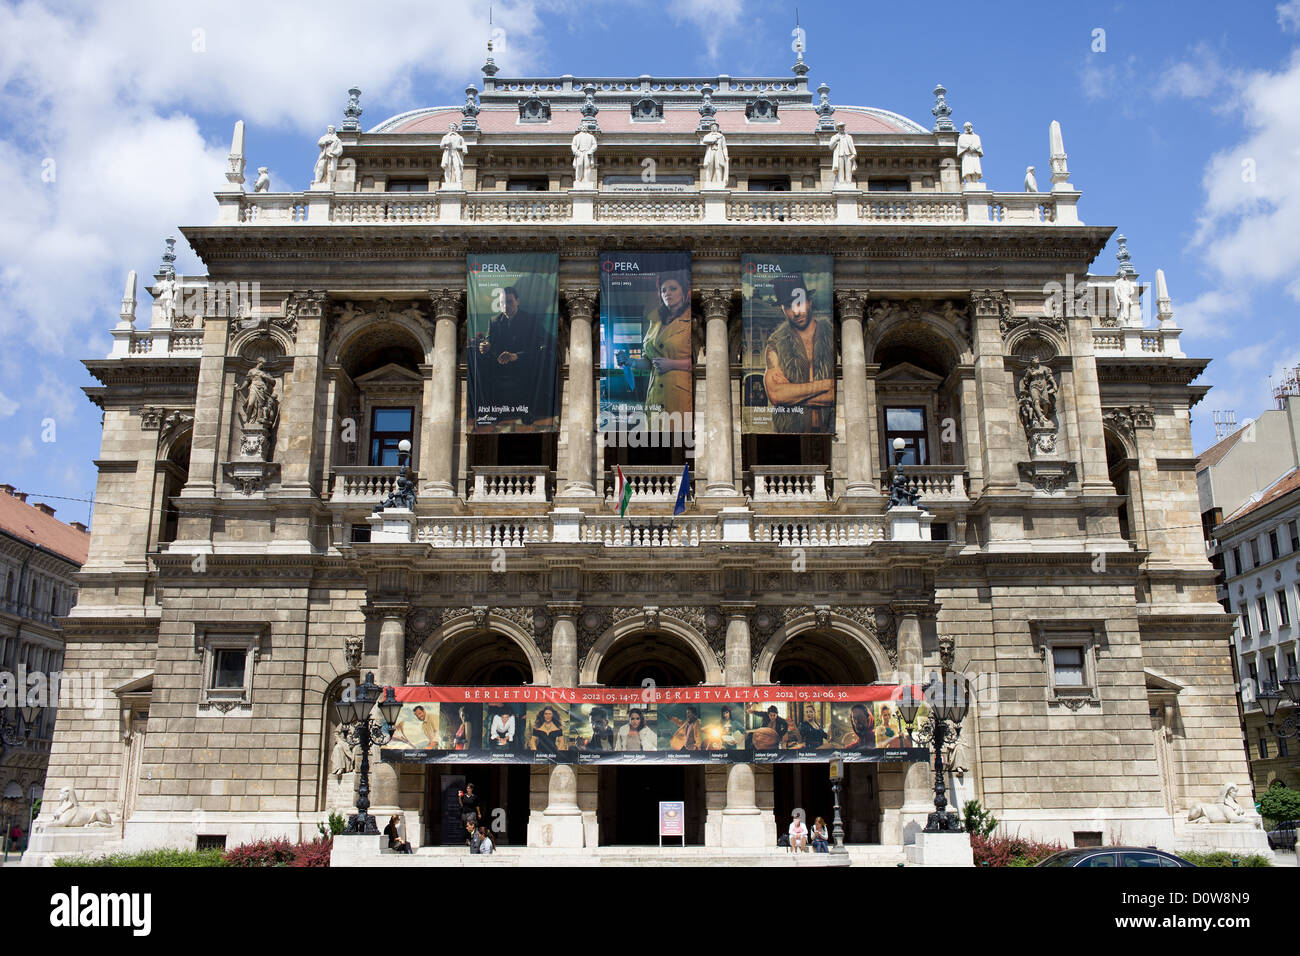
726,197 -> 836,222
470,467 -> 550,503
331,195 -> 438,223
859,195 -> 964,223
463,196 -> 573,222
330,466 -> 409,503
750,466 -> 828,502
580,515 -> 721,547
884,466 -> 968,503
416,517 -> 551,547
595,197 -> 704,221
608,466 -> 689,503
753,515 -> 888,546
1091,327 -> 1182,357
223,188 -> 1081,227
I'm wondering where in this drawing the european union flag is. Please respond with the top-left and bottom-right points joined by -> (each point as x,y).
673,461 -> 690,516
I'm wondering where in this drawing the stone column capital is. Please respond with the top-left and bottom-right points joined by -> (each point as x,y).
363,601 -> 411,623
700,288 -> 734,322
561,287 -> 598,322
720,602 -> 755,618
835,288 -> 870,318
428,287 -> 465,321
889,599 -> 939,620
547,602 -> 584,619
969,289 -> 1011,319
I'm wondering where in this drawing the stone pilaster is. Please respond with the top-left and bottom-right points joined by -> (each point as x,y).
701,288 -> 737,495
722,604 -> 753,686
836,290 -> 875,495
549,603 -> 581,687
278,293 -> 326,492
560,288 -> 598,496
894,600 -> 932,841
421,288 -> 463,499
370,603 -> 408,813
970,291 -> 1020,492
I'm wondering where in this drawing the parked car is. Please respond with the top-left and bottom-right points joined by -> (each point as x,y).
1266,820 -> 1298,850
1035,847 -> 1195,867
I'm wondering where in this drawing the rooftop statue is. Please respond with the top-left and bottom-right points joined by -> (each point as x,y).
313,125 -> 343,187
440,123 -> 467,189
254,167 -> 270,193
1113,272 -> 1140,327
571,126 -> 598,188
957,121 -> 983,185
828,121 -> 856,187
700,125 -> 729,189
1024,165 -> 1038,192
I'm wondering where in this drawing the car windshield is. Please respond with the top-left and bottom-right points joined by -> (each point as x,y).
1038,850 -> 1091,866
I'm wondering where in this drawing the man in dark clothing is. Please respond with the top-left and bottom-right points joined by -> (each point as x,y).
475,285 -> 556,426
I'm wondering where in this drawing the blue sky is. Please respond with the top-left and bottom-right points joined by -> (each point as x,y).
1,0 -> 1298,525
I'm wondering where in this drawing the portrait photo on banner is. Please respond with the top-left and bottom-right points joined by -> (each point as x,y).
741,254 -> 835,435
466,252 -> 559,434
598,252 -> 694,436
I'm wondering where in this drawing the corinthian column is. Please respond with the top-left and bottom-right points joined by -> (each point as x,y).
421,288 -> 463,499
701,288 -> 736,495
369,604 -> 408,813
560,289 -> 597,496
835,289 -> 875,496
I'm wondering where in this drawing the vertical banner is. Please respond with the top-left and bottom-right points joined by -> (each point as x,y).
741,254 -> 835,434
598,252 -> 694,436
466,252 -> 559,433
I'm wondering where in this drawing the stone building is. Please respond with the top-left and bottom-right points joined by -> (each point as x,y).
32,61 -> 1265,861
0,484 -> 89,843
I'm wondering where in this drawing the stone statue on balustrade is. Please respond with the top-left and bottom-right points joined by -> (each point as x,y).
1024,165 -> 1038,192
957,122 -> 983,185
700,125 -> 729,188
571,127 -> 598,188
153,272 -> 178,322
1113,272 -> 1140,327
440,123 -> 467,190
254,167 -> 270,192
313,125 -> 343,187
374,471 -> 417,513
828,121 -> 856,187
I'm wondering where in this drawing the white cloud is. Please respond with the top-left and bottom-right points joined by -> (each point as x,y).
666,0 -> 743,60
1171,288 -> 1240,340
1152,45 -> 1234,99
0,392 -> 18,417
1280,2 -> 1300,31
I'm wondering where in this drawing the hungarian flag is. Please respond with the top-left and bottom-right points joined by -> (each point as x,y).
616,465 -> 632,517
674,461 -> 690,516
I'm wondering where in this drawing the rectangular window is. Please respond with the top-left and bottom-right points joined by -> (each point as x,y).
1269,530 -> 1279,561
1267,657 -> 1279,686
747,177 -> 790,191
1278,590 -> 1291,628
885,407 -> 928,466
867,179 -> 911,192
1232,547 -> 1242,575
1248,662 -> 1259,695
1258,596 -> 1271,633
1290,520 -> 1299,552
212,649 -> 246,690
1259,733 -> 1269,760
506,178 -> 549,191
1281,735 -> 1290,757
1052,646 -> 1086,687
385,179 -> 429,192
1251,539 -> 1261,566
369,407 -> 414,466
1286,651 -> 1297,677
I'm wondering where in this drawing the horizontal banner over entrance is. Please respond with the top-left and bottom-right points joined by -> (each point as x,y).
379,685 -> 930,765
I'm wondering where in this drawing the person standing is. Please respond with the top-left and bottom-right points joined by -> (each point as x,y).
459,782 -> 482,832
762,274 -> 835,433
478,826 -> 495,855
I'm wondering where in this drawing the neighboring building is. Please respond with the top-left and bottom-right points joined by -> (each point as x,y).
0,484 -> 90,843
1198,401 -> 1300,793
31,57 -> 1262,862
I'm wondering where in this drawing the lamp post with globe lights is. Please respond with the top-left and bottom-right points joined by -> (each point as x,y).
897,675 -> 969,833
334,672 -> 402,835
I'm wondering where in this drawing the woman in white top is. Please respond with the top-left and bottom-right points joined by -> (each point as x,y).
614,708 -> 658,751
788,814 -> 809,852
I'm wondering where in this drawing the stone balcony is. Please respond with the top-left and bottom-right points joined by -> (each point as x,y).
883,465 -> 968,504
749,466 -> 828,503
605,465 -> 691,506
329,466 -> 409,503
469,466 -> 550,503
219,187 -> 1082,228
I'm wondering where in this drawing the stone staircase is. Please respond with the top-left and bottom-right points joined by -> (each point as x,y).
349,843 -> 908,867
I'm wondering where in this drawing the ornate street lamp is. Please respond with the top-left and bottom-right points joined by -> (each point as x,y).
829,759 -> 847,854
898,676 -> 968,833
0,703 -> 43,750
334,672 -> 401,835
1258,667 -> 1300,745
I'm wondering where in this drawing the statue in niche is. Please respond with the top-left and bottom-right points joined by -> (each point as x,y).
1017,357 -> 1057,430
330,725 -> 358,781
313,125 -> 343,186
237,358 -> 279,429
700,125 -> 729,188
440,123 -> 467,189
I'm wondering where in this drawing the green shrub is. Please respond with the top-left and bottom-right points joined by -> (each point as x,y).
1180,851 -> 1272,867
1258,782 -> 1300,826
55,847 -> 226,867
317,811 -> 346,837
962,799 -> 998,838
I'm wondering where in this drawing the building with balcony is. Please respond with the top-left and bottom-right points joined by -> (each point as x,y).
0,484 -> 89,847
1198,394 -> 1300,793
31,61 -> 1263,862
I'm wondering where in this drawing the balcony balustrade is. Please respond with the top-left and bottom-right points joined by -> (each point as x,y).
606,465 -> 690,504
749,466 -> 828,502
469,466 -> 550,503
330,466 -> 410,504
883,465 -> 968,504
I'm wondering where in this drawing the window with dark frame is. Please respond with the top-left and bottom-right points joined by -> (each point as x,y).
1052,646 -> 1086,687
1258,596 -> 1270,633
1251,538 -> 1261,566
1259,733 -> 1269,760
369,407 -> 414,467
1240,605 -> 1251,638
747,177 -> 790,191
211,649 -> 246,691
1291,520 -> 1299,552
385,179 -> 430,192
1267,656 -> 1279,686
1269,529 -> 1279,561
1277,590 -> 1291,628
1232,547 -> 1242,575
506,178 -> 549,191
867,179 -> 911,192
885,407 -> 928,466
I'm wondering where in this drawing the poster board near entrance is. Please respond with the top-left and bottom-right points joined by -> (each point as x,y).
380,685 -> 929,766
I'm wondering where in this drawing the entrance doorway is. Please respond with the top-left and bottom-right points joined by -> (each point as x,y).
597,765 -> 705,845
774,763 -> 879,843
423,765 -> 530,847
